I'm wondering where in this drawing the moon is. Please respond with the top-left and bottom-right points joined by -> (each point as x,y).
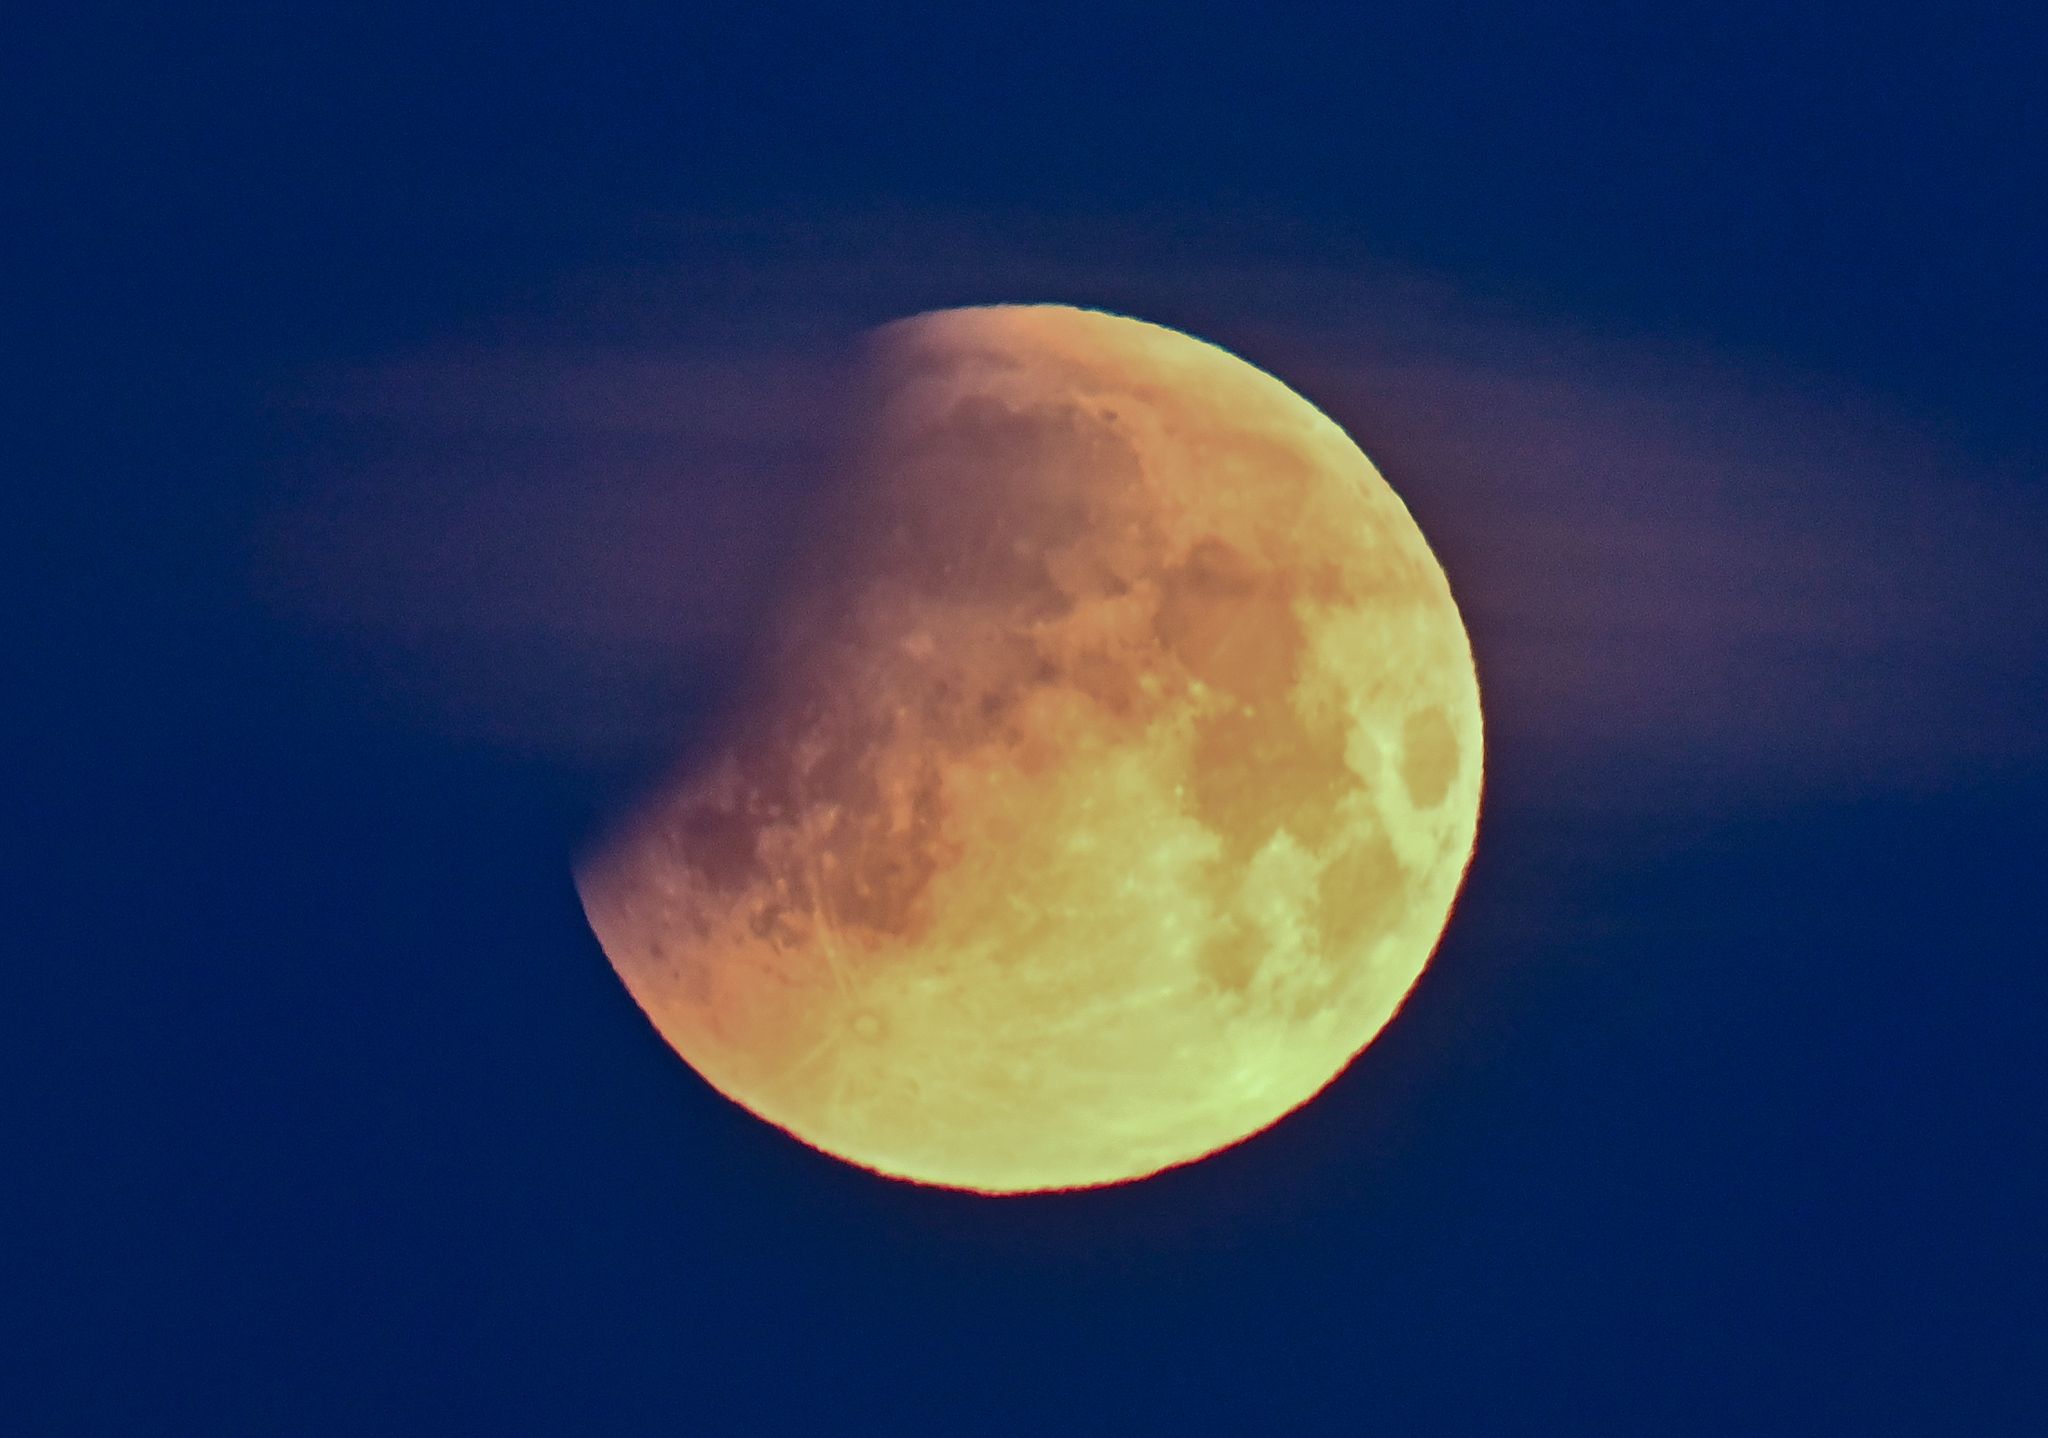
576,304 -> 1483,1193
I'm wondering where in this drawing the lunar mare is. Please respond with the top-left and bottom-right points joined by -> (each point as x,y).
577,305 -> 1482,1193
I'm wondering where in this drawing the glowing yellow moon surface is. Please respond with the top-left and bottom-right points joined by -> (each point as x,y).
577,305 -> 1482,1193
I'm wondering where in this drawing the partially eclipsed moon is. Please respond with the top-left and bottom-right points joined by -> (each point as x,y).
576,305 -> 1483,1193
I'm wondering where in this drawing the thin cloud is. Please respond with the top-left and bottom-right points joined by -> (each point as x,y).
255,211 -> 2046,815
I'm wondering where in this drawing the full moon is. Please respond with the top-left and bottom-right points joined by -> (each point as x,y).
577,305 -> 1483,1193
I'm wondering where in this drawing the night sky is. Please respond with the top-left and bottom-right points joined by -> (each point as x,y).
13,6 -> 2047,1434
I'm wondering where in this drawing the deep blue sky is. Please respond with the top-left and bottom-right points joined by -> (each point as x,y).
12,6 -> 2046,1435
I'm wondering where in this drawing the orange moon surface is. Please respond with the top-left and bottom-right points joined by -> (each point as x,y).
576,305 -> 1483,1193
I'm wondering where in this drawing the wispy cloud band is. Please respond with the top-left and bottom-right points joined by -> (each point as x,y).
256,211 -> 2046,817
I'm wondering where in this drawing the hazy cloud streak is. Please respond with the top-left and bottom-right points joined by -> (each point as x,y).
256,212 -> 2046,817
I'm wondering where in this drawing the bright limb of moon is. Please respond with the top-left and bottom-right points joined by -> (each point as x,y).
577,304 -> 1483,1193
